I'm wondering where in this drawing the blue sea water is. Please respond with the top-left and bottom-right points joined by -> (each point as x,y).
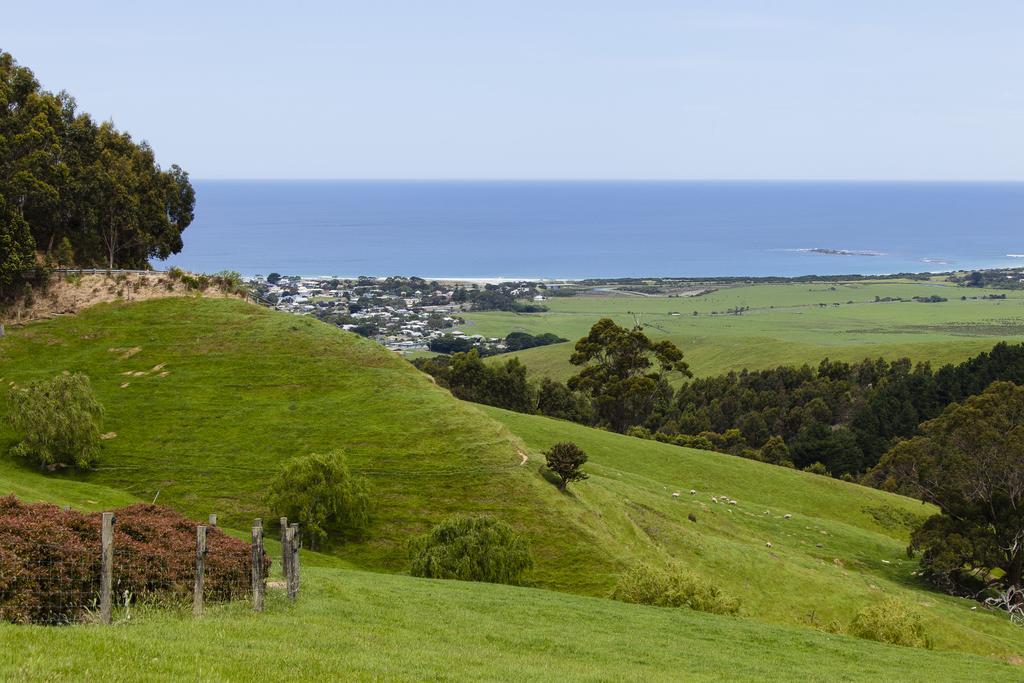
160,181 -> 1024,279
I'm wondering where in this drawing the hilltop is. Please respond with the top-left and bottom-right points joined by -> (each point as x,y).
1,296 -> 1023,663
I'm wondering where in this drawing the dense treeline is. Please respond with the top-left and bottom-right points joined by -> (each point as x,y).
0,51 -> 194,296
415,315 -> 1024,480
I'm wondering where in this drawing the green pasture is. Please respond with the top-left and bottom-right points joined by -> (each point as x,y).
460,280 -> 1024,380
2,297 -> 1023,666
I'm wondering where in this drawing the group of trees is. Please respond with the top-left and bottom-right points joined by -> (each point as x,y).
869,381 -> 1024,610
416,314 -> 1024,482
427,330 -> 567,356
1,51 -> 194,297
450,282 -> 549,312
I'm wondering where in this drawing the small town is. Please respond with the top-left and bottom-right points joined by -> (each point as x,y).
246,273 -> 551,354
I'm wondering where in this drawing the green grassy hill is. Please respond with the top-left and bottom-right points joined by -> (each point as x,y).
464,280 -> 1024,381
3,565 -> 1021,682
2,297 -> 1023,669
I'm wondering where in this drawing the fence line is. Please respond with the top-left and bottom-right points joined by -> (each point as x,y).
0,507 -> 297,627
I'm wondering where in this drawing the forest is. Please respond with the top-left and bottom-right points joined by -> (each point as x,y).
416,319 -> 1024,480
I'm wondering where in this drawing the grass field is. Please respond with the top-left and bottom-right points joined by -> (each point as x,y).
459,280 -> 1024,380
2,296 -> 1024,671
2,565 -> 1021,682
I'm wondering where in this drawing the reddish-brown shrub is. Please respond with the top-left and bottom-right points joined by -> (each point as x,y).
0,496 -> 270,624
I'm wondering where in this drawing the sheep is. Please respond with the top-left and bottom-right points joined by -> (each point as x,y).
783,514 -> 792,520
689,489 -> 697,495
765,541 -> 773,548
671,492 -> 680,498
711,496 -> 718,504
728,499 -> 737,506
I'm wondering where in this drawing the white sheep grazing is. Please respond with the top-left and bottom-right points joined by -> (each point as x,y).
728,499 -> 737,506
689,489 -> 697,495
672,492 -> 680,498
766,541 -> 773,548
783,514 -> 792,520
711,496 -> 718,504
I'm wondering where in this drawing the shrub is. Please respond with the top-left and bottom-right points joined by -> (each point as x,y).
409,515 -> 533,585
55,236 -> 75,267
266,450 -> 370,548
610,563 -> 740,615
848,599 -> 930,648
543,441 -> 589,491
8,373 -> 103,469
802,461 -> 831,476
0,496 -> 267,624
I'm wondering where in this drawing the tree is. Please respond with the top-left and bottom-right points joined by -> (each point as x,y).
0,50 -> 194,283
869,381 -> 1024,603
55,236 -> 74,266
544,441 -> 589,491
266,272 -> 282,284
536,378 -> 590,423
266,450 -> 370,549
567,318 -> 690,432
446,349 -> 535,412
0,196 -> 35,295
409,514 -> 533,585
759,435 -> 793,467
8,373 -> 103,469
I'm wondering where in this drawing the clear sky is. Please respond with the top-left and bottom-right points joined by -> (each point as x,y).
5,1 -> 1023,180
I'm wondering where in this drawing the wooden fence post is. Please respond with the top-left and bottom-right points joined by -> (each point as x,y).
208,513 -> 217,527
193,525 -> 207,617
251,519 -> 264,612
100,512 -> 114,624
279,516 -> 290,579
288,522 -> 301,600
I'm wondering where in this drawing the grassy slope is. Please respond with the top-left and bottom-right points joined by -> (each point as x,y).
2,566 -> 1021,682
463,280 -> 1024,380
0,298 -> 607,591
2,451 -> 1016,681
483,407 -> 1024,658
1,297 -> 1023,664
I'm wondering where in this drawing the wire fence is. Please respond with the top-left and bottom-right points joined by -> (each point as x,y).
0,498 -> 300,626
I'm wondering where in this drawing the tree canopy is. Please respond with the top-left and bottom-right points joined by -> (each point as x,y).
8,373 -> 103,469
567,318 -> 689,432
543,441 -> 589,491
870,381 -> 1024,604
408,514 -> 533,585
0,50 -> 194,289
266,450 -> 371,548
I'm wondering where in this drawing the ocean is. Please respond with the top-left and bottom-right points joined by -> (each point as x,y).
160,181 -> 1024,279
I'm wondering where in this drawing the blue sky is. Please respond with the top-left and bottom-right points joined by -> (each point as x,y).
5,1 -> 1023,180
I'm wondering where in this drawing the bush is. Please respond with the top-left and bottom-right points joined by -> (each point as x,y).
802,461 -> 831,476
8,373 -> 103,469
543,441 -> 589,491
610,563 -> 740,615
409,515 -> 533,585
0,496 -> 266,624
266,450 -> 370,548
848,599 -> 930,648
